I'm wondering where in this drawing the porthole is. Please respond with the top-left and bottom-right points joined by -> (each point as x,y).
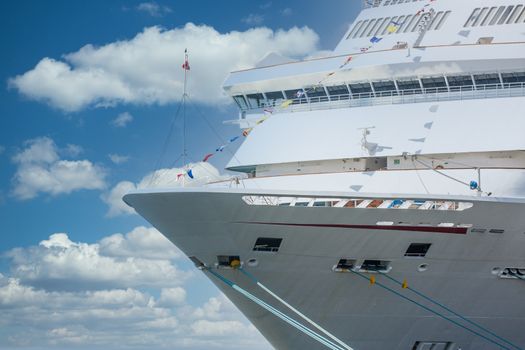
418,263 -> 428,272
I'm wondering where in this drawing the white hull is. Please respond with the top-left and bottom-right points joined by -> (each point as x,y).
125,189 -> 525,350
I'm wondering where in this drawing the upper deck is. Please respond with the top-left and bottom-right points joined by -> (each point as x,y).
223,0 -> 525,115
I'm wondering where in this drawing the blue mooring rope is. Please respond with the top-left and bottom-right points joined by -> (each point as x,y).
205,268 -> 349,350
379,272 -> 522,350
349,270 -> 518,350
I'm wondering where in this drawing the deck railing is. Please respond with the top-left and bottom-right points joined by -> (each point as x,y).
243,82 -> 525,115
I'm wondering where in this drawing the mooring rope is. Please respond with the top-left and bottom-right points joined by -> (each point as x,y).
349,270 -> 516,350
205,267 -> 349,350
379,272 -> 522,350
238,268 -> 354,350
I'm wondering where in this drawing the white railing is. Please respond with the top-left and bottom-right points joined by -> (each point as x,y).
241,195 -> 474,211
244,83 -> 525,115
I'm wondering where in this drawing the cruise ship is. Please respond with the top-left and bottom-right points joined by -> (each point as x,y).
124,1 -> 525,349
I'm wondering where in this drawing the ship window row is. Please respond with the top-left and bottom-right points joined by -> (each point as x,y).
231,71 -> 525,109
464,4 -> 525,27
347,10 -> 451,39
363,0 -> 425,9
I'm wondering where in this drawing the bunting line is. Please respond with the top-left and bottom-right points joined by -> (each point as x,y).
174,0 -> 440,181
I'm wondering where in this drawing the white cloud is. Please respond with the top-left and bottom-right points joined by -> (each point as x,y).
241,14 -> 265,25
157,287 -> 187,307
99,226 -> 183,260
13,136 -> 58,164
136,2 -> 172,17
111,111 -> 133,127
6,231 -> 189,290
9,24 -> 320,112
102,180 -> 137,216
108,153 -> 130,164
0,231 -> 271,349
11,137 -> 106,200
103,162 -> 229,217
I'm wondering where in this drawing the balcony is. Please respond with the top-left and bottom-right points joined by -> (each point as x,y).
237,82 -> 525,118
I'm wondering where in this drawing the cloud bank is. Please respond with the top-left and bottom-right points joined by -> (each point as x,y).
9,24 -> 320,112
0,228 -> 269,349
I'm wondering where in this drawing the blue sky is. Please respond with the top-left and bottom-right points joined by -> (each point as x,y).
0,1 -> 360,349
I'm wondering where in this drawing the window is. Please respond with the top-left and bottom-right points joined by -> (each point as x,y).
447,75 -> 474,91
355,19 -> 370,38
284,89 -> 306,104
396,16 -> 406,31
349,82 -> 373,98
498,5 -> 514,24
397,79 -> 422,94
435,11 -> 451,30
398,15 -> 413,32
305,86 -> 328,102
253,238 -> 283,252
489,229 -> 505,234
464,8 -> 481,27
481,7 -> 497,26
501,72 -> 525,85
405,14 -> 420,32
517,6 -> 525,23
367,18 -> 384,36
421,76 -> 447,92
473,8 -> 489,26
360,19 -> 377,38
489,6 -> 506,25
326,85 -> 350,100
473,73 -> 501,87
375,17 -> 392,36
264,91 -> 285,106
233,95 -> 248,109
246,93 -> 265,109
409,14 -> 423,32
373,80 -> 398,96
336,259 -> 356,270
360,260 -> 391,272
507,5 -> 523,23
429,11 -> 444,30
347,20 -> 363,39
405,243 -> 432,257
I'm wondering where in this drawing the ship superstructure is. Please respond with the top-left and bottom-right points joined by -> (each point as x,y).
125,1 -> 525,349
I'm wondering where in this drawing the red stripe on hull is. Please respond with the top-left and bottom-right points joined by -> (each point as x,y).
237,222 -> 468,235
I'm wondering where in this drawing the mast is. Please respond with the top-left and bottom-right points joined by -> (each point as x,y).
182,48 -> 190,187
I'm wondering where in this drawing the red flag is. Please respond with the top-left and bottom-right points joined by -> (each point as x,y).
182,49 -> 190,70
203,153 -> 214,162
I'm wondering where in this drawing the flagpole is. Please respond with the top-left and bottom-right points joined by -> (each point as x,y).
182,49 -> 189,187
